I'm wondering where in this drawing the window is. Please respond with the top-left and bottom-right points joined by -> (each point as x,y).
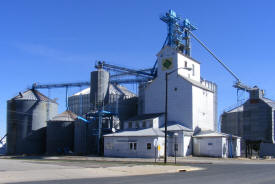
142,121 -> 146,128
147,143 -> 151,150
185,61 -> 187,68
130,142 -> 137,150
149,121 -> 153,128
135,122 -> 140,129
192,64 -> 195,76
128,122 -> 132,129
208,143 -> 213,146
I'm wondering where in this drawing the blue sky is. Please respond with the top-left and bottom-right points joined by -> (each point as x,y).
1,0 -> 275,137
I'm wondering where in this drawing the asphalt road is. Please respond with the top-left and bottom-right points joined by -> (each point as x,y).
2,159 -> 275,184
10,164 -> 275,184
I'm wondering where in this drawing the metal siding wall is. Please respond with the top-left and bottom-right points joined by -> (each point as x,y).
222,100 -> 274,150
177,53 -> 201,82
243,101 -> 272,142
192,85 -> 215,131
144,73 -> 194,129
221,111 -> 243,136
213,84 -> 218,131
105,97 -> 138,129
260,143 -> 275,157
104,136 -> 163,158
68,94 -> 90,116
193,137 -> 223,157
74,121 -> 87,155
46,121 -> 74,154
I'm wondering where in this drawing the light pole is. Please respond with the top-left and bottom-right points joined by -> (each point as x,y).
164,67 -> 192,164
174,132 -> 178,164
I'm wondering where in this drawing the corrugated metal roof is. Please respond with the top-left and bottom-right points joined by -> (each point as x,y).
126,113 -> 164,121
104,128 -> 165,137
225,97 -> 275,113
262,98 -> 275,109
71,84 -> 136,97
160,122 -> 193,132
115,84 -> 136,97
48,110 -> 77,122
72,88 -> 90,96
12,89 -> 57,103
193,130 -> 240,138
227,104 -> 244,113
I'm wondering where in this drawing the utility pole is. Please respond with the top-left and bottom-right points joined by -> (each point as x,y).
164,67 -> 192,164
164,72 -> 168,164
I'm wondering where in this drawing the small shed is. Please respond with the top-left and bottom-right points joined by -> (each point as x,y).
160,122 -> 193,157
193,131 -> 241,158
104,128 -> 164,158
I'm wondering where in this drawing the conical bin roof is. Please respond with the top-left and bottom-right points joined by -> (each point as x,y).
48,110 -> 77,122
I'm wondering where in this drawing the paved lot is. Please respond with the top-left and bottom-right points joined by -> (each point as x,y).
0,158 -> 201,183
1,157 -> 275,184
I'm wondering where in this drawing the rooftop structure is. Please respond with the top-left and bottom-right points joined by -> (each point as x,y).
140,45 -> 217,131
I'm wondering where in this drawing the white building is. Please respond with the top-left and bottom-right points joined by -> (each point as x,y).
123,113 -> 193,157
104,128 -> 164,158
160,122 -> 193,157
193,131 -> 241,158
103,46 -> 241,158
141,46 -> 217,131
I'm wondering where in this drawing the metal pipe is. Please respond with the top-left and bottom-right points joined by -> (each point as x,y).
187,30 -> 240,82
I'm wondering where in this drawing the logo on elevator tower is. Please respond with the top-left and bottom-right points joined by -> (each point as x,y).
162,58 -> 173,70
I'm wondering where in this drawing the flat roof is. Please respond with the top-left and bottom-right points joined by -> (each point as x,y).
104,128 -> 164,137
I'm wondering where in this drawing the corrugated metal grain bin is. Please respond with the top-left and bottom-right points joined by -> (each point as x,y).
68,88 -> 90,116
6,89 -> 58,155
46,110 -> 76,154
74,120 -> 99,155
74,121 -> 88,155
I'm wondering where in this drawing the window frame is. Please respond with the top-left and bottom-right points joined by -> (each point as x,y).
147,143 -> 151,150
128,122 -> 132,129
142,121 -> 146,128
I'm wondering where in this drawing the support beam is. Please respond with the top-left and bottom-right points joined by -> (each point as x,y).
32,78 -> 149,90
96,61 -> 154,77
